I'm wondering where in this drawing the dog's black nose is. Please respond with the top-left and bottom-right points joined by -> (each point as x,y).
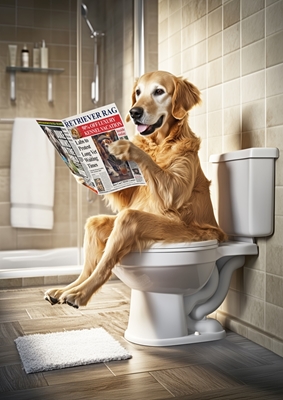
129,107 -> 143,120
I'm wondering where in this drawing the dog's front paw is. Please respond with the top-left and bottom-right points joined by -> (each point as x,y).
59,289 -> 89,309
108,139 -> 133,161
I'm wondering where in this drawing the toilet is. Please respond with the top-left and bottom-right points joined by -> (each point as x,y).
113,148 -> 279,346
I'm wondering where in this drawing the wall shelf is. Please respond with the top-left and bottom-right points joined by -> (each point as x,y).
6,66 -> 64,103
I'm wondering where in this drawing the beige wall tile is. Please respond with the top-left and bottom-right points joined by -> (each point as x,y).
223,78 -> 240,108
242,71 -> 265,103
275,187 -> 283,216
242,129 -> 265,148
267,94 -> 283,127
224,106 -> 241,135
159,0 -> 168,22
266,30 -> 283,67
223,132 -> 241,152
242,10 -> 264,47
193,65 -> 207,90
266,244 -> 283,277
224,0 -> 240,29
0,169 -> 10,202
240,295 -> 265,329
223,50 -> 240,82
243,268 -> 265,299
208,110 -> 222,137
266,274 -> 283,307
265,303 -> 283,340
220,289 -> 241,318
208,84 -> 222,112
208,32 -> 222,61
266,0 -> 283,36
168,8 -> 182,37
242,100 -> 265,131
208,7 -> 222,37
223,23 -> 240,54
267,64 -> 283,97
208,0 -> 222,13
168,31 -> 181,57
242,0 -> 264,19
242,39 -> 265,75
208,58 -> 222,87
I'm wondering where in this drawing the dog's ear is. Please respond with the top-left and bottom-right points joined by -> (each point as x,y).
126,79 -> 139,122
172,78 -> 201,120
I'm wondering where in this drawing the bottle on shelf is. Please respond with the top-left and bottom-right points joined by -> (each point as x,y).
40,40 -> 48,69
21,44 -> 29,68
33,43 -> 40,68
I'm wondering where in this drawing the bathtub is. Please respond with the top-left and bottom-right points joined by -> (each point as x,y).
0,247 -> 84,279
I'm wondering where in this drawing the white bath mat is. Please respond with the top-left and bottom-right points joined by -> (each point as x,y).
15,327 -> 132,374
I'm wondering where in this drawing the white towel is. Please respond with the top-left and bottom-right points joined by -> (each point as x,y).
10,118 -> 55,229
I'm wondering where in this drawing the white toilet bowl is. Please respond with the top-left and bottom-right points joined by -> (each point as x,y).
114,239 -> 258,346
114,148 -> 279,347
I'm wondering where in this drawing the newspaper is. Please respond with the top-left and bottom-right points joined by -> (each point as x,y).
36,103 -> 146,195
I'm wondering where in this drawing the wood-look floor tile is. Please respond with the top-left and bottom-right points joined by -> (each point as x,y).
194,340 -> 271,371
18,315 -> 94,335
43,363 -> 114,385
0,322 -> 24,345
150,364 -> 242,397
0,364 -> 48,392
1,372 -> 172,400
27,304 -> 84,319
0,344 -> 21,367
106,341 -> 207,376
171,386 -> 283,399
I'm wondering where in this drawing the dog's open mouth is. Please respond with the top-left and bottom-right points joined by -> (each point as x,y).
136,116 -> 164,136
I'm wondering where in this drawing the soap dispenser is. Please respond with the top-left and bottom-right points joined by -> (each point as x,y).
40,40 -> 48,69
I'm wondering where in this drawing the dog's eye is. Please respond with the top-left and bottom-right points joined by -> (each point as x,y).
154,88 -> 165,96
135,89 -> 141,97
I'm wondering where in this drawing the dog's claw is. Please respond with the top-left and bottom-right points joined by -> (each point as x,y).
67,301 -> 79,309
44,295 -> 59,305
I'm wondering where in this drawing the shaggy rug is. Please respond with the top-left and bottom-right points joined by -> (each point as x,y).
15,327 -> 132,374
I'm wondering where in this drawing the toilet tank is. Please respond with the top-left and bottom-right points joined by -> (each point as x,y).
209,148 -> 279,238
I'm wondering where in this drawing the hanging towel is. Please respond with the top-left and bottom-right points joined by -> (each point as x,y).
10,118 -> 55,229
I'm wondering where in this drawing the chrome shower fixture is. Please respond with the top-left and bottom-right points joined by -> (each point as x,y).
81,3 -> 104,38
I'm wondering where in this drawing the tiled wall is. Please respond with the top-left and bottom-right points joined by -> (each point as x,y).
159,0 -> 283,356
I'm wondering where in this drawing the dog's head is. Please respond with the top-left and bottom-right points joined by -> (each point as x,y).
126,71 -> 201,138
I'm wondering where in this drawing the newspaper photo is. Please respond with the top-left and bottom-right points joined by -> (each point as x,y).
36,103 -> 146,195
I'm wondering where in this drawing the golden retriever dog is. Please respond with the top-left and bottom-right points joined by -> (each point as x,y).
45,70 -> 227,308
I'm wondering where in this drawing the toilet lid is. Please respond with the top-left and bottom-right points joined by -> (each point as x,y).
144,239 -> 218,253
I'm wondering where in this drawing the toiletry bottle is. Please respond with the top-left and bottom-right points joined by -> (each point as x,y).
21,44 -> 29,68
40,40 -> 48,69
33,43 -> 40,68
8,44 -> 17,67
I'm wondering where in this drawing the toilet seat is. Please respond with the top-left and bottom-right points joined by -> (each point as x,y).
135,239 -> 218,253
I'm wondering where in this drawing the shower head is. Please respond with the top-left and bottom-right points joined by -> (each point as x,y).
81,2 -> 104,38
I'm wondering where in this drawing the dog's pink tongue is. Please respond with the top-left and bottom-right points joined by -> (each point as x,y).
137,124 -> 149,133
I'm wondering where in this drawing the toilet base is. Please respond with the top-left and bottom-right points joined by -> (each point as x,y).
124,328 -> 226,347
125,290 -> 226,347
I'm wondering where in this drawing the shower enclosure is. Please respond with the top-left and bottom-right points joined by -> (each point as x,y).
0,0 -> 158,281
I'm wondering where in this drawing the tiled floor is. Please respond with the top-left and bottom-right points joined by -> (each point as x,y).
0,280 -> 283,399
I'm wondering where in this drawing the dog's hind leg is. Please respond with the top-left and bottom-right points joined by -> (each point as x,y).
58,210 -> 200,308
44,215 -> 116,306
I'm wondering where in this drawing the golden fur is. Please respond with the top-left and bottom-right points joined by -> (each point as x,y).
45,71 -> 227,308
